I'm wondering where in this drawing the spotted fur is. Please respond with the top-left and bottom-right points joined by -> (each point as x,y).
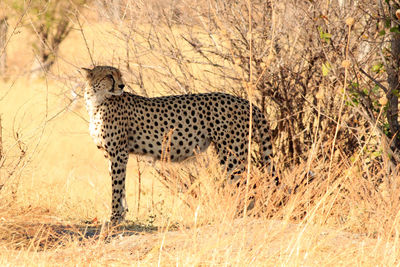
83,66 -> 273,223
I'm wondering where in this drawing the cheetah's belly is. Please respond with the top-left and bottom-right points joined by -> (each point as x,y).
127,129 -> 212,162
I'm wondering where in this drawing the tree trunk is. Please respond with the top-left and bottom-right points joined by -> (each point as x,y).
0,16 -> 7,75
386,4 -> 400,151
0,115 -> 2,162
30,20 -> 71,76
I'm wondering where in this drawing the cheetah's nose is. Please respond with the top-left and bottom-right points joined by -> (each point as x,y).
119,84 -> 125,90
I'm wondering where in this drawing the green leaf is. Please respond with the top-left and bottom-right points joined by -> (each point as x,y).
385,18 -> 391,28
390,26 -> 400,33
372,63 -> 383,73
379,30 -> 386,36
322,62 -> 331,76
318,27 -> 332,43
383,123 -> 390,136
372,150 -> 382,158
372,85 -> 380,94
322,32 -> 332,43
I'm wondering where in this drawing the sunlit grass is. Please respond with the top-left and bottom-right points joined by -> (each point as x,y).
0,9 -> 399,266
1,75 -> 399,265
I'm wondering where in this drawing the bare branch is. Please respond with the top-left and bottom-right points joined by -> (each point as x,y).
359,67 -> 389,93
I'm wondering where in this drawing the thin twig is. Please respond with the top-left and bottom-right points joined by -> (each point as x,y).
75,13 -> 94,66
359,67 -> 389,93
0,1 -> 30,61
244,0 -> 253,219
327,21 -> 352,185
136,157 -> 142,216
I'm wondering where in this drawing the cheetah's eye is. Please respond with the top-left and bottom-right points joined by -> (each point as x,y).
106,74 -> 114,80
103,74 -> 116,88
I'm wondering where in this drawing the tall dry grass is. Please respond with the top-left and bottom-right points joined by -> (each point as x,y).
0,0 -> 398,265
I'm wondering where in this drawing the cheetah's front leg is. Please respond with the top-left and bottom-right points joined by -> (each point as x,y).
108,151 -> 129,224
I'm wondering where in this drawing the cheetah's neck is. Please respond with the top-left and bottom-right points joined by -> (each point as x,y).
85,90 -> 107,107
84,88 -> 105,146
84,86 -> 108,120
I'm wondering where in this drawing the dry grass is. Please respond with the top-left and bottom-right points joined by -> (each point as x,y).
0,4 -> 399,266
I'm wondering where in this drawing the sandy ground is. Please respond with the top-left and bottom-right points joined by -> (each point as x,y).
4,217 -> 386,266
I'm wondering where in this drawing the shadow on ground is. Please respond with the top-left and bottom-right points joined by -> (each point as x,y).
0,220 -> 159,250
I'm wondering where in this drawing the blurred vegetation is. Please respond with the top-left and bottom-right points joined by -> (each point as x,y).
7,0 -> 88,72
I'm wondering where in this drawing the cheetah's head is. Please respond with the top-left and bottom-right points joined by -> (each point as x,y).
82,66 -> 125,101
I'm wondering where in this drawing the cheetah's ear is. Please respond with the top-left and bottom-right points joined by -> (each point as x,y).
81,67 -> 93,79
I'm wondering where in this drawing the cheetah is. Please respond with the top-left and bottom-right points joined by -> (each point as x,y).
82,66 -> 273,223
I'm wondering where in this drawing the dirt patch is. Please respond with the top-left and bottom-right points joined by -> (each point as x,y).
0,210 -> 396,265
99,219 -> 389,265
